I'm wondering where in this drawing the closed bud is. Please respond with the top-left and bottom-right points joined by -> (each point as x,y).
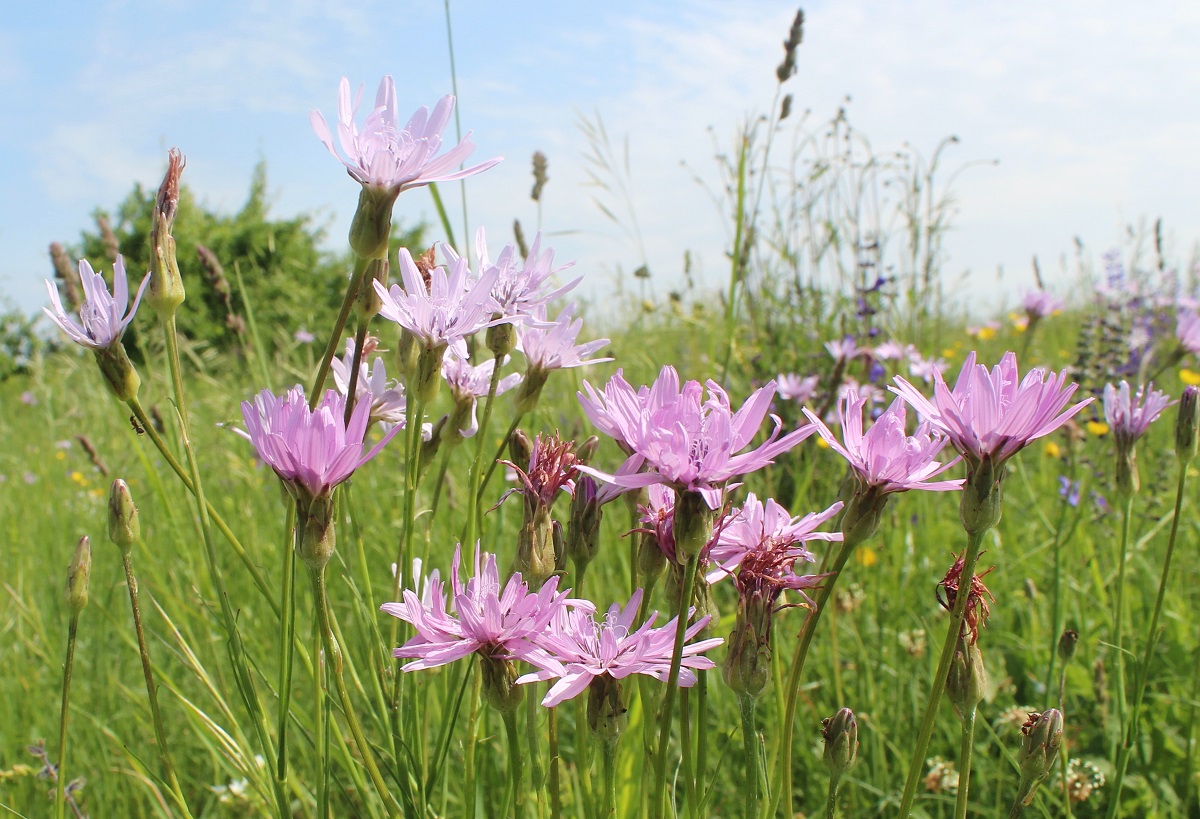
960,457 -> 1004,535
65,536 -> 92,614
107,479 -> 139,553
514,367 -> 549,415
354,257 -> 389,320
296,494 -> 337,571
93,344 -> 141,402
636,530 -> 667,589
1057,628 -> 1078,663
486,320 -> 516,358
348,184 -> 400,260
1176,386 -> 1199,463
821,708 -> 859,778
575,436 -> 600,465
947,639 -> 989,719
722,597 -> 771,698
567,475 -> 602,574
394,329 -> 419,380
146,149 -> 186,319
671,490 -> 716,564
1017,709 -> 1063,787
508,429 -> 533,467
586,675 -> 627,744
480,655 -> 523,713
414,341 -> 448,404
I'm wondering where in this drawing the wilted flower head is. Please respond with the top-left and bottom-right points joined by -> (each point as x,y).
310,77 -> 500,192
579,366 -> 815,508
1022,290 -> 1063,319
1103,380 -> 1173,449
518,303 -> 612,372
937,550 -> 996,644
804,391 -> 963,494
891,351 -> 1092,470
375,245 -> 500,348
381,544 -> 574,671
518,588 -> 723,707
500,432 -> 580,511
238,385 -> 398,500
44,256 -> 149,349
331,336 -> 408,426
775,373 -> 818,403
708,493 -> 843,587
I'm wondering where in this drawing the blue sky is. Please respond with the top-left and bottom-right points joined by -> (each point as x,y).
3,0 -> 1199,316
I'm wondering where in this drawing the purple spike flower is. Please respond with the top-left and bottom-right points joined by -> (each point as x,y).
380,544 -> 576,671
238,385 -> 399,500
578,366 -> 815,508
707,493 -> 843,585
310,77 -> 500,192
891,351 -> 1092,470
803,390 -> 964,494
517,588 -> 723,707
44,256 -> 149,349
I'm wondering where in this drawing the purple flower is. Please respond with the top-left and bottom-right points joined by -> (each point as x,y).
707,493 -> 843,585
381,544 -> 575,671
1176,308 -> 1200,354
803,390 -> 963,494
638,485 -> 678,561
294,329 -> 315,344
907,353 -> 948,384
44,256 -> 149,349
331,337 -> 408,426
1022,290 -> 1063,319
517,589 -> 723,707
1058,476 -> 1081,507
499,433 -> 580,510
891,351 -> 1093,470
1103,380 -> 1174,449
517,303 -> 612,372
310,77 -> 500,192
826,337 -> 858,362
775,373 -> 818,403
375,245 -> 501,349
471,228 -> 582,323
874,341 -> 910,361
442,348 -> 522,437
237,385 -> 399,500
578,366 -> 815,508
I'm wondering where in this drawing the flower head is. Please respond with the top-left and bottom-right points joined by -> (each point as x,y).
44,256 -> 149,349
381,544 -> 574,671
891,351 -> 1092,470
238,385 -> 397,500
1103,380 -> 1173,449
310,77 -> 500,192
442,348 -> 522,437
936,551 -> 996,644
775,373 -> 818,403
500,432 -> 580,510
375,245 -> 500,349
518,303 -> 612,372
330,336 -> 408,426
517,589 -> 723,707
826,337 -> 858,362
804,391 -> 963,494
707,493 -> 843,588
579,366 -> 815,508
472,228 -> 581,322
1022,290 -> 1063,319
1177,308 -> 1200,354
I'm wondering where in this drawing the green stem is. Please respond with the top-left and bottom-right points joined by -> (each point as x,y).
310,257 -> 370,408
650,554 -> 700,819
126,397 -> 279,617
895,529 -> 986,818
602,739 -> 619,819
548,705 -> 562,819
122,550 -> 191,816
739,693 -> 761,819
695,672 -> 709,811
462,353 -> 506,545
160,314 -> 289,819
504,707 -> 526,819
276,506 -> 297,803
527,683 -> 544,810
478,414 -> 525,505
314,618 -> 328,819
342,317 -> 371,426
825,773 -> 841,819
576,695 -> 596,818
680,688 -> 697,815
311,566 -> 403,817
1058,668 -> 1074,819
55,614 -> 79,819
1110,492 -> 1135,766
1182,640 -> 1200,813
1107,462 -> 1189,818
954,708 -> 977,819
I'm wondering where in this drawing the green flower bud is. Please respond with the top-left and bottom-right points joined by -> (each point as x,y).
672,490 -> 716,565
508,429 -> 533,467
1017,709 -> 1063,792
514,367 -> 549,415
486,320 -> 516,358
586,675 -> 627,744
960,457 -> 1004,536
566,478 -> 602,574
394,328 -> 419,380
93,344 -> 141,402
1176,385 -> 1199,463
821,708 -> 859,778
946,639 -> 988,719
512,504 -> 556,587
1057,629 -> 1078,663
636,529 -> 666,590
65,536 -> 92,614
107,479 -> 139,553
354,257 -> 389,320
414,341 -> 448,404
348,184 -> 400,261
480,655 -> 523,713
296,493 -> 337,571
722,596 -> 772,698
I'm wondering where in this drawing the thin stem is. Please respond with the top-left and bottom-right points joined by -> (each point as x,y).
1110,492 -> 1135,766
895,528 -> 986,818
739,693 -> 761,819
314,617 -> 328,819
954,708 -> 977,819
503,707 -> 526,819
650,553 -> 699,819
122,550 -> 190,816
343,317 -> 371,426
311,566 -> 403,817
825,773 -> 841,819
465,670 -> 483,819
310,257 -> 370,409
549,706 -> 562,819
1107,462 -> 1189,818
479,413 -> 525,504
1058,667 -> 1074,819
695,672 -> 709,812
527,683 -> 544,810
602,739 -> 619,819
576,696 -> 595,817
1181,640 -> 1200,813
276,506 -> 298,802
680,689 -> 697,815
55,614 -> 79,819
462,353 -> 506,544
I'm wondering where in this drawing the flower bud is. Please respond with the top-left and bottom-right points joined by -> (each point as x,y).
575,436 -> 600,465
480,655 -> 523,713
722,596 -> 771,698
636,530 -> 667,589
508,429 -> 533,468
514,366 -> 549,416
394,328 -> 420,380
672,490 -> 716,565
1017,709 -> 1063,788
840,484 -> 889,547
65,536 -> 92,614
566,475 -> 602,574
586,675 -> 627,744
1176,385 -> 1199,463
146,149 -> 186,319
296,494 -> 337,571
1057,629 -> 1078,663
960,457 -> 1004,535
821,708 -> 859,778
512,504 -> 556,587
947,639 -> 988,719
93,344 -> 141,402
348,184 -> 400,260
414,341 -> 447,404
486,320 -> 516,358
107,479 -> 139,553
1114,446 -> 1139,497
354,257 -> 389,320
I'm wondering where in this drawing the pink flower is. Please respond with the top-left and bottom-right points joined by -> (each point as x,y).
517,303 -> 612,372
1176,308 -> 1200,354
873,341 -> 910,361
310,77 -> 500,191
1022,290 -> 1063,318
803,390 -> 963,494
775,373 -> 818,403
517,589 -> 723,707
907,354 -> 948,384
44,256 -> 149,349
331,337 -> 408,426
1103,381 -> 1174,448
578,366 -> 815,508
442,348 -> 522,437
381,544 -> 575,671
375,245 -> 500,348
637,484 -> 679,561
825,337 -> 858,361
470,228 -> 582,323
891,351 -> 1093,470
500,433 -> 580,510
707,493 -> 843,584
238,386 -> 399,499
